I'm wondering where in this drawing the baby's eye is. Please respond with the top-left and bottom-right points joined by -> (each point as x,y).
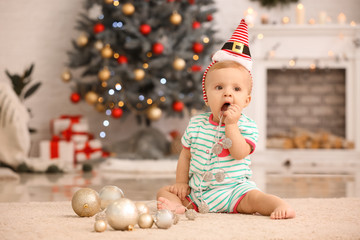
234,87 -> 241,91
215,85 -> 223,90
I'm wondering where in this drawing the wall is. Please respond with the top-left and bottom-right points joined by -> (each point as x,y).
0,0 -> 359,157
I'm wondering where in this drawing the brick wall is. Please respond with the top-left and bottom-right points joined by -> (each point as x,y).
267,69 -> 346,138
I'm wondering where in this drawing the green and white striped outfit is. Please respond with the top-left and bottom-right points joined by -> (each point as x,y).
181,112 -> 259,213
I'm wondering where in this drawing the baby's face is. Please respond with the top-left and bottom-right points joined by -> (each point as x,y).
205,67 -> 251,123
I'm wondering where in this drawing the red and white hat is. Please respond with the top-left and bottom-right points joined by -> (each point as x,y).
202,19 -> 252,102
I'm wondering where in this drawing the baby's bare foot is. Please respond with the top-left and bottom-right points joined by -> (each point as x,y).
270,205 -> 296,220
157,197 -> 186,214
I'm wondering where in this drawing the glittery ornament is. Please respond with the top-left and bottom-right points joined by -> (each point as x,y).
99,185 -> 125,210
72,188 -> 101,217
215,169 -> 225,182
222,138 -> 232,149
135,202 -> 150,215
147,106 -> 162,121
185,209 -> 197,220
198,201 -> 209,214
154,209 -> 173,229
203,171 -> 213,181
138,213 -> 154,229
212,143 -> 223,155
105,198 -> 139,231
94,220 -> 107,232
98,67 -> 111,81
76,34 -> 88,47
134,69 -> 145,81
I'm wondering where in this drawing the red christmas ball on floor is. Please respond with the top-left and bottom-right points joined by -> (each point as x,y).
93,23 -> 105,34
152,43 -> 164,55
111,108 -> 123,118
139,24 -> 151,35
192,42 -> 204,54
192,21 -> 201,29
70,93 -> 81,103
117,55 -> 128,64
172,101 -> 184,112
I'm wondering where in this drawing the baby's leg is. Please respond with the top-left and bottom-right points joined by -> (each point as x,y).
237,190 -> 295,219
156,186 -> 191,214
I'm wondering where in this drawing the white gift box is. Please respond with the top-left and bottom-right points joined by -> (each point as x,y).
40,138 -> 75,166
63,123 -> 92,144
75,139 -> 103,163
51,115 -> 88,137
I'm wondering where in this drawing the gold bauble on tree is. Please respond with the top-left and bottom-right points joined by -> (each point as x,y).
173,58 -> 186,71
170,12 -> 182,25
76,34 -> 88,47
147,106 -> 162,121
85,91 -> 99,105
122,3 -> 135,16
95,103 -> 106,112
98,67 -> 111,81
94,40 -> 104,51
101,44 -> 113,58
61,69 -> 72,82
134,69 -> 145,81
104,0 -> 113,4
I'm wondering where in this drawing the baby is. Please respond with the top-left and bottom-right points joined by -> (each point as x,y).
157,19 -> 295,219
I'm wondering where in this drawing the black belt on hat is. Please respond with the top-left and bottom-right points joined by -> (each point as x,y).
222,42 -> 251,57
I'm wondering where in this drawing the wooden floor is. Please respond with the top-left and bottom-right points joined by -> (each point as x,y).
0,167 -> 358,202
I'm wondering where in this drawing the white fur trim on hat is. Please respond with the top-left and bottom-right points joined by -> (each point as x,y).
212,50 -> 252,72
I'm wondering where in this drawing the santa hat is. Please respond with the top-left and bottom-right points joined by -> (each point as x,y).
202,19 -> 252,102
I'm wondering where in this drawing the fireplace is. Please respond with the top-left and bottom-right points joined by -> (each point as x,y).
243,25 -> 360,152
266,68 -> 353,149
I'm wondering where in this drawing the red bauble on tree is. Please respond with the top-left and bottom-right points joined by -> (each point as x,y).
93,23 -> 105,34
172,101 -> 184,112
70,93 -> 81,103
117,55 -> 128,64
152,43 -> 164,55
188,0 -> 195,4
192,42 -> 204,54
192,21 -> 201,29
111,108 -> 123,118
207,14 -> 213,22
139,24 -> 152,35
191,65 -> 202,72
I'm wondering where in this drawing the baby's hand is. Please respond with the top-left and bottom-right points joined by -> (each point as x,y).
223,104 -> 242,125
169,183 -> 190,200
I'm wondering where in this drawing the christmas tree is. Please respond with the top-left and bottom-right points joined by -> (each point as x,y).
64,0 -> 218,125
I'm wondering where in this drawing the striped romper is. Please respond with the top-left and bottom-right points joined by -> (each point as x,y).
181,112 -> 259,213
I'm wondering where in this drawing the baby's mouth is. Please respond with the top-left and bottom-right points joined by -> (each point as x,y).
221,103 -> 231,112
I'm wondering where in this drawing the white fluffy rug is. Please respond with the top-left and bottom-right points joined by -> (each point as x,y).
1,198 -> 359,240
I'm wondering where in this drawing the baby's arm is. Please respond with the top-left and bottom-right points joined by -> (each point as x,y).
224,104 -> 252,159
169,148 -> 191,200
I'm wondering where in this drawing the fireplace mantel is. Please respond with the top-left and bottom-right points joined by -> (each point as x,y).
245,25 -> 360,152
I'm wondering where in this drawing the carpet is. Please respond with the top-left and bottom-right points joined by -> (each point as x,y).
1,198 -> 359,240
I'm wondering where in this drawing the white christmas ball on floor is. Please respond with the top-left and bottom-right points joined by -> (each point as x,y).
135,202 -> 150,215
94,220 -> 107,232
105,198 -> 139,231
99,185 -> 125,210
138,213 -> 154,229
154,209 -> 174,229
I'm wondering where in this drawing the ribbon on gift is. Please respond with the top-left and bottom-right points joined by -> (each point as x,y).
75,142 -> 102,161
50,115 -> 83,136
61,128 -> 94,142
50,136 -> 60,159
